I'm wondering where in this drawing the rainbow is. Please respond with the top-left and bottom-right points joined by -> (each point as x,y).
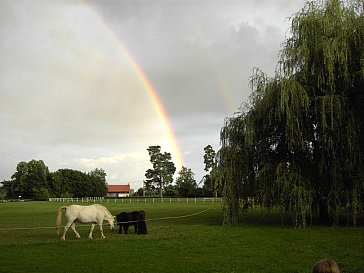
216,73 -> 237,114
85,3 -> 184,170
122,46 -> 185,170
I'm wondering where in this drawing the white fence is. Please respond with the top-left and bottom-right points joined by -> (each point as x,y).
48,197 -> 104,203
48,197 -> 223,204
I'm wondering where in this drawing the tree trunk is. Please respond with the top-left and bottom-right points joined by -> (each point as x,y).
160,177 -> 163,200
319,198 -> 329,223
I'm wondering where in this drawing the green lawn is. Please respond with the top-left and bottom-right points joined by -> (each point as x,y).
0,201 -> 363,273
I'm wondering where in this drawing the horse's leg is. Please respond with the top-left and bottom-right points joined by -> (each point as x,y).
70,222 -> 81,239
99,221 -> 105,239
134,223 -> 138,233
61,221 -> 72,240
88,223 -> 95,239
118,224 -> 122,234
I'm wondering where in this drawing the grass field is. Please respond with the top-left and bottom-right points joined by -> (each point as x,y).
0,200 -> 363,273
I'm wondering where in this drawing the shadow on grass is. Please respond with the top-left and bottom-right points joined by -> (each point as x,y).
237,207 -> 364,228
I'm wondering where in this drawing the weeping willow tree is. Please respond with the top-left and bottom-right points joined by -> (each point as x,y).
220,0 -> 364,227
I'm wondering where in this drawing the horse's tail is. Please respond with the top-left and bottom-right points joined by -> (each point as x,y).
56,206 -> 67,235
139,210 -> 148,234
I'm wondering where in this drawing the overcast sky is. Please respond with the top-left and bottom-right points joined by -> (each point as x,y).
0,0 -> 305,190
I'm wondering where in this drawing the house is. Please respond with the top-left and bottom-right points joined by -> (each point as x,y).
107,184 -> 133,198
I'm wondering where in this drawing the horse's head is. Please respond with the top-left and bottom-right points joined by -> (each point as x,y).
108,216 -> 115,231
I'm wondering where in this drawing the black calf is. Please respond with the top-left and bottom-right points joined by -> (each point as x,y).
116,210 -> 147,235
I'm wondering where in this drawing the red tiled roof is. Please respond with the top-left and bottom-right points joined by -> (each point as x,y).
107,184 -> 130,193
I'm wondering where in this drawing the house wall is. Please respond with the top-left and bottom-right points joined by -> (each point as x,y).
117,193 -> 130,198
107,192 -> 130,198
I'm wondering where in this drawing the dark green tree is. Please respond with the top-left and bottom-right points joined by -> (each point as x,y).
89,175 -> 108,197
204,145 -> 216,171
8,160 -> 50,200
145,145 -> 176,199
203,145 -> 219,197
0,184 -> 6,199
49,169 -> 71,197
200,175 -> 213,197
50,168 -> 107,197
164,184 -> 179,197
175,166 -> 197,197
88,168 -> 108,196
220,0 -> 364,227
3,160 -> 109,199
135,187 -> 144,197
89,168 -> 107,184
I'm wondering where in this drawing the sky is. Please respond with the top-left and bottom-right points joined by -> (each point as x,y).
0,0 -> 305,190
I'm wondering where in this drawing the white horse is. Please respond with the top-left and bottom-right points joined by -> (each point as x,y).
56,204 -> 115,240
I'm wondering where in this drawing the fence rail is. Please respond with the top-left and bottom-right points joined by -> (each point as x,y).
48,197 -> 104,203
48,197 -> 223,204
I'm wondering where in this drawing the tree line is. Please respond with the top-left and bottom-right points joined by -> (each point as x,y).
1,160 -> 108,200
140,145 -> 215,198
0,148 -> 216,200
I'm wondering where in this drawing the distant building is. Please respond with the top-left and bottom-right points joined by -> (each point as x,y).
107,184 -> 133,198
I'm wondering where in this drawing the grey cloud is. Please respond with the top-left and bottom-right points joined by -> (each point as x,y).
1,0 -> 306,185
